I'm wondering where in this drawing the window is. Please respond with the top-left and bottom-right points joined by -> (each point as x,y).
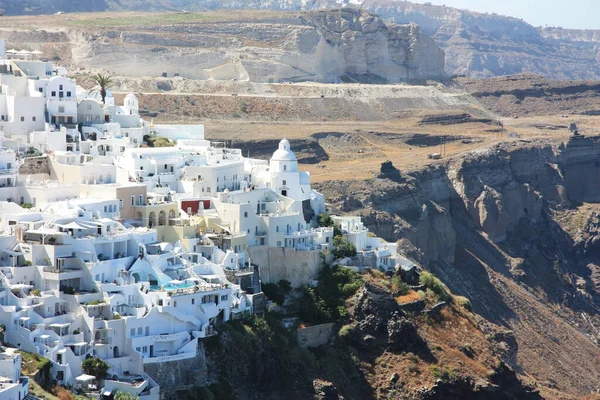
32,116 -> 36,122
119,199 -> 123,208
58,106 -> 65,113
221,295 -> 228,301
38,88 -> 43,93
137,327 -> 142,335
283,180 -> 286,185
192,298 -> 195,305
59,84 -> 63,90
142,346 -> 147,353
20,116 -> 24,122
276,226 -> 279,232
138,195 -> 143,205
173,301 -> 177,307
51,91 -> 56,97
277,241 -> 281,246
104,206 -> 108,212
59,91 -> 63,98
87,104 -> 92,110
244,212 -> 248,218
131,196 -> 135,206
66,91 -> 71,97
130,328 -> 135,336
284,165 -> 287,171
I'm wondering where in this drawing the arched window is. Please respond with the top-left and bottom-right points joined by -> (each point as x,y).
276,226 -> 279,232
283,165 -> 287,171
244,212 -> 248,218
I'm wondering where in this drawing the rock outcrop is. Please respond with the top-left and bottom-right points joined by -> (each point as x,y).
4,0 -> 600,79
315,136 -> 600,398
11,8 -> 444,83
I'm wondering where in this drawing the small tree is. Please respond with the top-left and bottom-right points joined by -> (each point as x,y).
317,213 -> 334,227
333,236 -> 357,259
82,357 -> 110,380
92,73 -> 113,104
114,390 -> 138,400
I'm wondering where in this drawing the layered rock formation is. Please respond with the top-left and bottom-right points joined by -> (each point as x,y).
4,0 -> 600,79
314,136 -> 600,398
2,8 -> 444,83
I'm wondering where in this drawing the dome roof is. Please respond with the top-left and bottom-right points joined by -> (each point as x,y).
271,139 -> 296,161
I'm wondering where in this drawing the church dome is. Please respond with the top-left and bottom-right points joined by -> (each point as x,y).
271,139 -> 297,161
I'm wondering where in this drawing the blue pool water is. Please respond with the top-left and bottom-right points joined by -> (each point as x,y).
150,282 -> 195,291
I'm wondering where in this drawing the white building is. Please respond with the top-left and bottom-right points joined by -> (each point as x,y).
0,348 -> 28,400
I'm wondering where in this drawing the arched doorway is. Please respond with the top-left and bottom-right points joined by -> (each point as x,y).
148,212 -> 156,228
132,273 -> 141,283
168,209 -> 176,226
158,210 -> 166,226
137,211 -> 143,222
113,346 -> 119,358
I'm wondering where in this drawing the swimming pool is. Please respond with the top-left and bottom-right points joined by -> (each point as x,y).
150,282 -> 195,291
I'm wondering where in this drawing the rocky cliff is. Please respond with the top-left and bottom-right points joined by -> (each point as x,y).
3,0 -> 600,79
0,8 -> 445,83
314,136 -> 600,398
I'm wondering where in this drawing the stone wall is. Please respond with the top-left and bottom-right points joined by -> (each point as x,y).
247,246 -> 324,287
143,342 -> 208,391
297,323 -> 335,349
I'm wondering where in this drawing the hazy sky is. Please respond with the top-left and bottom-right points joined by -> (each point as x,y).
412,0 -> 598,29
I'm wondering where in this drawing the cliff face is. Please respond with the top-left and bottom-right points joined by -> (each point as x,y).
3,0 -> 600,79
2,8 -> 444,83
314,137 -> 600,398
356,2 -> 600,80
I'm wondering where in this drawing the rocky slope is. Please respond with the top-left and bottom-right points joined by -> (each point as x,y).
3,1 -> 600,79
457,74 -> 600,117
313,136 -> 600,398
0,8 -> 445,83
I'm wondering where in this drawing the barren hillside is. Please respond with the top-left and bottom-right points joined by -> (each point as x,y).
0,9 -> 444,83
2,1 -> 600,79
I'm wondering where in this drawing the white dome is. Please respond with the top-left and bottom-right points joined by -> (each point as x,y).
271,139 -> 296,161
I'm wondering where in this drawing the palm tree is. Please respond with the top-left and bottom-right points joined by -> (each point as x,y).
92,73 -> 113,104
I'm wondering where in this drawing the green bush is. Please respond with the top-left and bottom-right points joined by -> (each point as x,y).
114,390 -> 138,400
333,236 -> 357,259
454,295 -> 472,311
431,365 -> 455,382
317,213 -> 334,227
391,275 -> 410,296
262,283 -> 285,305
293,265 -> 362,324
30,289 -> 41,297
84,299 -> 106,306
419,271 -> 451,302
82,357 -> 110,380
338,323 -> 356,338
277,280 -> 292,295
